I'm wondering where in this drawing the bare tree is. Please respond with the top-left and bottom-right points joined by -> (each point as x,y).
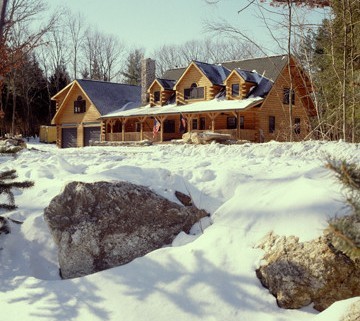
2,0 -> 58,135
66,11 -> 85,79
81,28 -> 126,81
151,38 -> 261,78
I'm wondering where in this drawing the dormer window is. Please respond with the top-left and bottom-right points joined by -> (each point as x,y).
74,95 -> 86,113
231,84 -> 240,96
184,83 -> 204,100
154,91 -> 160,103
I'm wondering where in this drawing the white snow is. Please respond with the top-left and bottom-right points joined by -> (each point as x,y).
103,96 -> 263,118
0,139 -> 359,321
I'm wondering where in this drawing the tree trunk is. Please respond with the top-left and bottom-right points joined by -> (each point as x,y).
341,0 -> 348,141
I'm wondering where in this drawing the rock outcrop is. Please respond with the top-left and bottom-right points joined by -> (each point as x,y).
182,131 -> 232,144
256,233 -> 360,311
44,181 -> 208,279
340,299 -> 360,321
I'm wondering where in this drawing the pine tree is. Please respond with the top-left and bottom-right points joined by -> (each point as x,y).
326,159 -> 360,261
0,169 -> 34,210
121,49 -> 144,86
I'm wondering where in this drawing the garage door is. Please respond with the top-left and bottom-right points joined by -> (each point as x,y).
84,127 -> 100,146
61,128 -> 77,148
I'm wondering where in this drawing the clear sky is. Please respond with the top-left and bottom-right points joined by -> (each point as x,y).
50,0 -> 328,56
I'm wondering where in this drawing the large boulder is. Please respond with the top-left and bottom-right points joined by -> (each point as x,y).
44,181 -> 208,279
256,233 -> 360,311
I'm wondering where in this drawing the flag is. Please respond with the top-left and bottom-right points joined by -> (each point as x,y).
153,118 -> 160,138
180,114 -> 186,133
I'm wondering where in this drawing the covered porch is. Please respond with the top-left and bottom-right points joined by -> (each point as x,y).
100,98 -> 263,143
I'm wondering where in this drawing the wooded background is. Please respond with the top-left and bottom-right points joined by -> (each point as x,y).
0,0 -> 358,142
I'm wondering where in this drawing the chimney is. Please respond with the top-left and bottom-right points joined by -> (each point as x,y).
141,58 -> 156,105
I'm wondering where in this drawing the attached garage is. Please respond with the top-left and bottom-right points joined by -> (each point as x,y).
61,128 -> 77,148
84,126 -> 101,146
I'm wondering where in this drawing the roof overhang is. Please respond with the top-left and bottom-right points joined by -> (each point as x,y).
100,97 -> 264,119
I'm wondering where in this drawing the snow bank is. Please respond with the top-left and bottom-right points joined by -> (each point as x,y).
0,140 -> 358,321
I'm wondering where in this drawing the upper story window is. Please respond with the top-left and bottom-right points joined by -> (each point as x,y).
184,83 -> 204,100
269,116 -> 275,133
231,84 -> 240,96
283,87 -> 295,105
154,91 -> 160,102
74,95 -> 86,113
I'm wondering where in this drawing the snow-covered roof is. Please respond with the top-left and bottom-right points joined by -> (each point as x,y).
76,79 -> 141,115
101,97 -> 263,119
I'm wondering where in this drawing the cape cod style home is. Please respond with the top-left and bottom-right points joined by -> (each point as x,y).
100,54 -> 316,144
51,79 -> 141,148
51,54 -> 316,148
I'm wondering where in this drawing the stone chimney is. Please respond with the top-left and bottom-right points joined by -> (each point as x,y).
141,58 -> 156,105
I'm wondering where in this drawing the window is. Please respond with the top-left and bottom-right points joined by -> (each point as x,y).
154,91 -> 160,102
199,117 -> 206,130
240,116 -> 244,129
283,87 -> 295,105
269,116 -> 275,133
227,117 -> 237,129
184,83 -> 204,100
135,122 -> 141,132
231,84 -> 240,96
74,96 -> 86,113
163,120 -> 175,133
294,117 -> 301,134
113,120 -> 122,133
192,119 -> 198,130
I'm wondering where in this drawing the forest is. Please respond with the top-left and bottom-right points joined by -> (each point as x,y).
0,0 -> 358,142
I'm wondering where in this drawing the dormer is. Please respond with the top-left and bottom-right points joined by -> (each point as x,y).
174,61 -> 230,105
225,69 -> 258,100
148,78 -> 176,107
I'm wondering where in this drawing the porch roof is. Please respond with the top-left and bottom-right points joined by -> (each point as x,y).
101,97 -> 263,119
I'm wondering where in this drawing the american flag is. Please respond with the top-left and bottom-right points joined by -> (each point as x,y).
181,114 -> 186,129
153,118 -> 160,138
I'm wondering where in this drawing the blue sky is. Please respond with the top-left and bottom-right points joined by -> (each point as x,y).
51,0 -> 328,55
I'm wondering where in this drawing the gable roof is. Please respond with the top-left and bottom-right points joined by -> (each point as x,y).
162,55 -> 288,83
76,79 -> 141,115
193,61 -> 230,85
162,67 -> 186,82
222,55 -> 288,82
157,78 -> 176,90
234,69 -> 260,83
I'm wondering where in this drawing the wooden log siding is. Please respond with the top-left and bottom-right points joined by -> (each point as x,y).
175,64 -> 213,105
226,73 -> 241,100
225,73 -> 255,100
55,84 -> 101,125
149,82 -> 161,106
257,63 -> 312,142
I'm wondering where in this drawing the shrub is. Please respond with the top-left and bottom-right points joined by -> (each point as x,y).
326,159 -> 360,261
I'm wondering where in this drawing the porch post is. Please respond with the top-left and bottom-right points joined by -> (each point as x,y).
157,115 -> 167,142
121,118 -> 127,142
183,113 -> 193,132
138,116 -> 147,141
208,112 -> 220,132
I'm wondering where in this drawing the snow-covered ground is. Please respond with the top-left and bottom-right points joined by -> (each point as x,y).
0,139 -> 359,321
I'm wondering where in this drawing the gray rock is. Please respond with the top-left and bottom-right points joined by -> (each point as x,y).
340,299 -> 360,321
256,233 -> 360,311
44,181 -> 208,279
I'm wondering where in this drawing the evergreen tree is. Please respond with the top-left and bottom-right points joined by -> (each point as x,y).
121,49 -> 144,86
326,159 -> 360,261
0,169 -> 34,210
48,63 -> 70,97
